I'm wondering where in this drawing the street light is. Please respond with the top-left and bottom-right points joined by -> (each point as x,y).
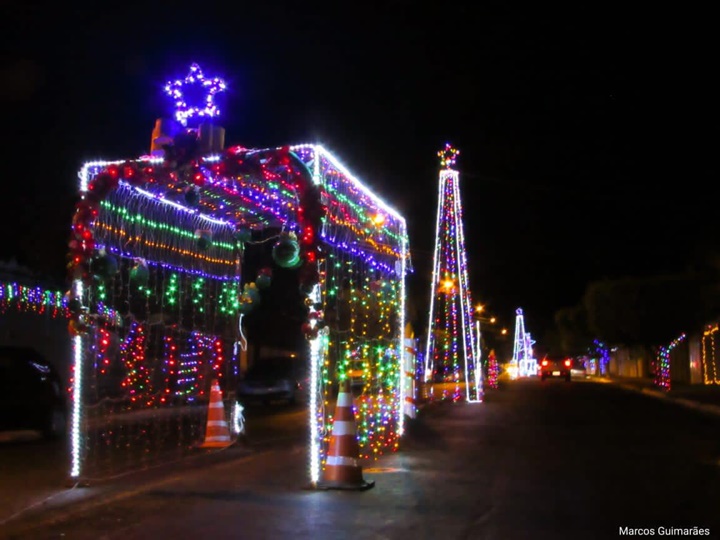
473,307 -> 499,363
472,307 -> 509,364
440,279 -> 455,293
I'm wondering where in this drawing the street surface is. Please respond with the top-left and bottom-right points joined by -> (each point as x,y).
2,379 -> 720,539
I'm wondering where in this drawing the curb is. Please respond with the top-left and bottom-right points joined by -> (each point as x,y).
639,387 -> 669,399
607,381 -> 720,418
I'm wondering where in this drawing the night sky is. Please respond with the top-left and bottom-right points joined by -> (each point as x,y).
2,3 -> 711,342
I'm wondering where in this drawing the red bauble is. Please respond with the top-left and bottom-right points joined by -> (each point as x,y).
106,164 -> 120,179
89,172 -> 118,198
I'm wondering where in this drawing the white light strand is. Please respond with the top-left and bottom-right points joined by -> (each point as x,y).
69,279 -> 84,479
308,282 -> 323,485
424,167 -> 446,381
397,225 -> 408,436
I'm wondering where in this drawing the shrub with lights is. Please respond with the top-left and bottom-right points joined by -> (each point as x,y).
65,64 -> 410,484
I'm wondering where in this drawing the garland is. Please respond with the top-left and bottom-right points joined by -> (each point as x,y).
66,128 -> 326,339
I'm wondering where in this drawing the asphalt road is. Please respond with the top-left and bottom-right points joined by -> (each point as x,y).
3,379 -> 720,539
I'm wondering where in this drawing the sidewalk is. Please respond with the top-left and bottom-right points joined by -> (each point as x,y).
0,440 -> 255,536
593,375 -> 720,417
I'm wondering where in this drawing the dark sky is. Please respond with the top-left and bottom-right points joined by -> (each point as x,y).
2,2 -> 711,341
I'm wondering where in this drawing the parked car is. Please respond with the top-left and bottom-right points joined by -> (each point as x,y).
539,355 -> 572,382
237,355 -> 307,405
0,346 -> 68,439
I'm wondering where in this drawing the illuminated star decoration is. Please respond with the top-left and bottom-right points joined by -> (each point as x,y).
438,143 -> 459,169
164,63 -> 227,127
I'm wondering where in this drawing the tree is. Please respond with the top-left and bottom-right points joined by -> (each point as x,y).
554,305 -> 593,355
583,273 -> 719,348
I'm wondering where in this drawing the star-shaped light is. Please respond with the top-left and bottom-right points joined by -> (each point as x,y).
164,63 -> 227,127
438,143 -> 459,169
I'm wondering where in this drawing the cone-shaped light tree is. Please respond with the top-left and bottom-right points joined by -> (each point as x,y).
424,144 -> 482,402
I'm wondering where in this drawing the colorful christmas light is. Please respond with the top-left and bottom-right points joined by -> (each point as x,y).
0,282 -> 66,317
655,333 -> 687,391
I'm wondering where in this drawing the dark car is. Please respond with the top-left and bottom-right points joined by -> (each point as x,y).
237,355 -> 307,405
539,355 -> 572,382
0,347 -> 68,439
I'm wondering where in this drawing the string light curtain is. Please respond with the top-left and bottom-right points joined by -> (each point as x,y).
292,146 -> 410,480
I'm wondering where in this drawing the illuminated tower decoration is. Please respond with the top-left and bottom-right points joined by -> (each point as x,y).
424,144 -> 482,402
511,308 -> 535,378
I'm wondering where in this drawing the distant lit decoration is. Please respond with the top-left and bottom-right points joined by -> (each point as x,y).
701,325 -> 720,385
656,333 -> 687,391
424,145 -> 481,403
487,349 -> 499,389
591,339 -> 610,376
0,282 -> 67,317
402,323 -> 418,419
438,143 -> 459,169
511,308 -> 536,378
0,281 -> 121,327
164,63 -> 227,127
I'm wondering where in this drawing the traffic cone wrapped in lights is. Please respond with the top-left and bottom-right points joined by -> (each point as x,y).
198,378 -> 233,448
318,379 -> 374,490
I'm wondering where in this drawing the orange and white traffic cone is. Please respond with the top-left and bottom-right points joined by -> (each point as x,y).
198,378 -> 232,448
317,379 -> 374,490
